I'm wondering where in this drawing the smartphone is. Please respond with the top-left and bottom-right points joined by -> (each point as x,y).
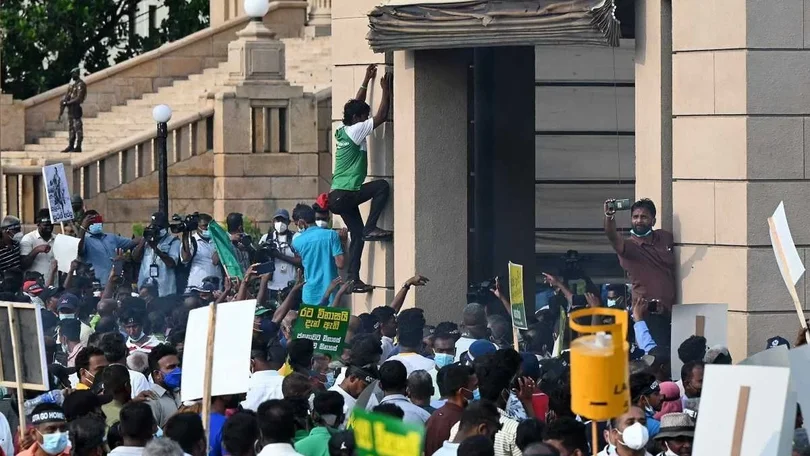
113,261 -> 124,278
607,198 -> 632,212
649,299 -> 660,313
256,261 -> 275,275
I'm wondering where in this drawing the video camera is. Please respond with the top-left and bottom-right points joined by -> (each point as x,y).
170,213 -> 200,234
143,225 -> 162,244
254,238 -> 278,275
467,277 -> 498,304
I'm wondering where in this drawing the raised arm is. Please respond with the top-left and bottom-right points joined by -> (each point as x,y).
372,73 -> 392,128
273,280 -> 305,324
237,264 -> 258,301
355,64 -> 377,102
603,199 -> 624,254
389,274 -> 429,314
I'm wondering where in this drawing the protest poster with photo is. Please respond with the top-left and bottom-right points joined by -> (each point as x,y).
292,304 -> 350,357
670,303 -> 727,375
0,301 -> 50,391
41,163 -> 74,223
508,262 -> 529,330
351,408 -> 425,456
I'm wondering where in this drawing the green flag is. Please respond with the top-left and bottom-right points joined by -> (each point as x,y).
208,221 -> 244,279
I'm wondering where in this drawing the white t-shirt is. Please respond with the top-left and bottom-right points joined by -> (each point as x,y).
0,411 -> 13,456
344,118 -> 374,151
432,441 -> 460,456
380,336 -> 395,362
329,384 -> 356,429
184,234 -> 222,289
386,353 -> 435,376
242,370 -> 284,411
19,230 -> 55,281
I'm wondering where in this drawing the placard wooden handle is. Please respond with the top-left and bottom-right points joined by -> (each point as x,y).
730,385 -> 751,456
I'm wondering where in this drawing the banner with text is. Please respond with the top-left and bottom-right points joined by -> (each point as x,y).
509,262 -> 529,329
292,304 -> 350,356
352,408 -> 425,456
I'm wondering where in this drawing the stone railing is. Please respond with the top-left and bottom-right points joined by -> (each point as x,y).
2,108 -> 214,224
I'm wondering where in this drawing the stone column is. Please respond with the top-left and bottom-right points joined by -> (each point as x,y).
393,49 -> 469,324
670,0 -> 810,358
332,0 -> 392,314
307,0 -> 331,36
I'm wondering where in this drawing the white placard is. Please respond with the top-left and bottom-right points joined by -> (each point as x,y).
738,344 -> 789,368
181,300 -> 255,402
670,303 -> 727,375
789,345 -> 810,434
52,234 -> 80,273
42,164 -> 74,223
693,364 -> 795,456
769,201 -> 805,286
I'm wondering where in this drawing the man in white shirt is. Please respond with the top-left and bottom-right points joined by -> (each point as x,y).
181,213 -> 222,292
256,400 -> 304,456
258,209 -> 298,305
436,401 -> 502,456
242,342 -> 286,411
386,309 -> 435,375
328,364 -> 378,429
109,402 -> 156,456
377,360 -> 430,425
19,209 -> 56,282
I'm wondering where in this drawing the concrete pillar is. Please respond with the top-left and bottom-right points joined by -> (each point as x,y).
635,0 -> 672,230
670,0 -> 810,358
393,49 -> 470,323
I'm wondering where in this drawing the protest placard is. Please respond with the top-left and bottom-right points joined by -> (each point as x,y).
788,345 -> 810,434
670,303 -> 727,374
0,301 -> 49,391
292,304 -> 351,357
53,234 -> 80,273
181,300 -> 255,403
351,408 -> 425,456
693,364 -> 794,456
42,164 -> 74,224
768,201 -> 808,341
508,262 -> 529,330
739,344 -> 789,368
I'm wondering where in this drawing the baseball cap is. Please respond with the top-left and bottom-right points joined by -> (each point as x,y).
150,212 -> 169,228
57,293 -> 79,313
62,390 -> 112,421
468,340 -> 497,360
255,306 -> 273,317
273,209 -> 290,221
519,352 -> 541,380
23,281 -> 44,296
767,336 -> 790,350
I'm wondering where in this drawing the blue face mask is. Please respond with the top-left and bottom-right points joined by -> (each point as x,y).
434,353 -> 454,369
473,388 -> 480,401
88,223 -> 103,235
325,372 -> 336,389
154,427 -> 164,438
200,230 -> 210,239
39,431 -> 69,455
158,229 -> 168,238
163,367 -> 182,390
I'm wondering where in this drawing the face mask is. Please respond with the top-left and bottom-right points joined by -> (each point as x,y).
617,422 -> 649,450
325,372 -> 336,389
158,229 -> 168,238
154,427 -> 163,438
39,431 -> 69,455
275,222 -> 288,234
631,228 -> 652,237
643,397 -> 654,414
663,442 -> 678,456
200,230 -> 210,239
128,332 -> 144,343
606,444 -> 617,455
58,313 -> 75,320
607,299 -> 618,307
163,367 -> 182,390
473,388 -> 480,401
434,353 -> 454,369
315,220 -> 328,228
88,223 -> 103,235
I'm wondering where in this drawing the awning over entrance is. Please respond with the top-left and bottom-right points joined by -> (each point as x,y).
366,0 -> 621,53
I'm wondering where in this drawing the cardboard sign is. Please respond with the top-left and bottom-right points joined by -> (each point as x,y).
769,202 -> 805,286
42,164 -> 74,223
352,408 -> 425,456
181,300 -> 255,402
0,302 -> 50,391
53,234 -> 80,273
292,304 -> 351,357
693,364 -> 794,456
670,303 -> 727,375
738,344 -> 789,368
508,262 -> 529,330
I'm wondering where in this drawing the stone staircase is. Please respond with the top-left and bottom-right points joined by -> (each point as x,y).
1,35 -> 331,167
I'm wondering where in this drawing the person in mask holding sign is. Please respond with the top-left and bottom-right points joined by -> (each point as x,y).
599,406 -> 654,456
20,404 -> 71,456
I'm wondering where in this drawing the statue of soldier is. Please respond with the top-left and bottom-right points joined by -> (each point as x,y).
58,67 -> 87,153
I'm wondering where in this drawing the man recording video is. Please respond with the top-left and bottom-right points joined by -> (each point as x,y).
133,212 -> 181,297
258,209 -> 299,306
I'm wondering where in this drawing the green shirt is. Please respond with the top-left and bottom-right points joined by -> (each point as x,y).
294,427 -> 335,456
102,400 -> 125,428
331,119 -> 374,192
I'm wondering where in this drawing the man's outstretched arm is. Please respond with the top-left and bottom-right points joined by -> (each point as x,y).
372,72 -> 392,128
355,64 -> 377,102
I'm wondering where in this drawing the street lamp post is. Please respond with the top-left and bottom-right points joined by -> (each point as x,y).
152,104 -> 172,216
244,0 -> 270,20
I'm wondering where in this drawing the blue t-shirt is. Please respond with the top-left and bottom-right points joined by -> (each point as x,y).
208,412 -> 227,456
292,226 -> 343,305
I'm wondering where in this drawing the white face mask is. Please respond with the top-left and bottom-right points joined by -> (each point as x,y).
274,222 -> 288,234
663,442 -> 678,456
617,422 -> 649,451
315,220 -> 329,229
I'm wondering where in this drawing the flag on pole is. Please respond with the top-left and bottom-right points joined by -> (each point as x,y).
208,222 -> 244,279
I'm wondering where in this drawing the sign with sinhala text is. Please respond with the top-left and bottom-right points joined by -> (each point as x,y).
351,408 -> 425,456
42,163 -> 74,223
292,304 -> 350,356
508,262 -> 529,330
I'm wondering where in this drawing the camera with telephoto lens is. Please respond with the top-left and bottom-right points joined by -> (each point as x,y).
170,213 -> 200,234
467,277 -> 498,304
143,225 -> 161,244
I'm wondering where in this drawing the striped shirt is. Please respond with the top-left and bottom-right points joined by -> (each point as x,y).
0,241 -> 21,273
449,408 -> 522,456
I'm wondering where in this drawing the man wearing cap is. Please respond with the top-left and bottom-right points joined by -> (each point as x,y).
653,412 -> 694,456
0,216 -> 23,274
77,210 -> 137,286
20,208 -> 56,281
20,403 -> 70,456
58,67 -> 87,153
181,213 -> 222,293
57,293 -> 94,346
630,372 -> 662,439
133,212 -> 181,297
259,209 -> 299,305
328,364 -> 378,429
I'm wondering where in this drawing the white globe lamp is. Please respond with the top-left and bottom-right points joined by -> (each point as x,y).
244,0 -> 270,19
152,104 -> 172,124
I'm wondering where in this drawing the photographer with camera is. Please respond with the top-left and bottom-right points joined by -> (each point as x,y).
258,209 -> 299,306
133,212 -> 181,297
179,213 -> 222,292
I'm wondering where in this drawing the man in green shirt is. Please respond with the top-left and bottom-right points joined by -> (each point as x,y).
327,64 -> 392,294
294,391 -> 344,456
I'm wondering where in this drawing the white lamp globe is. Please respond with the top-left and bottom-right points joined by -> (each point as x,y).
152,104 -> 172,123
244,0 -> 270,18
